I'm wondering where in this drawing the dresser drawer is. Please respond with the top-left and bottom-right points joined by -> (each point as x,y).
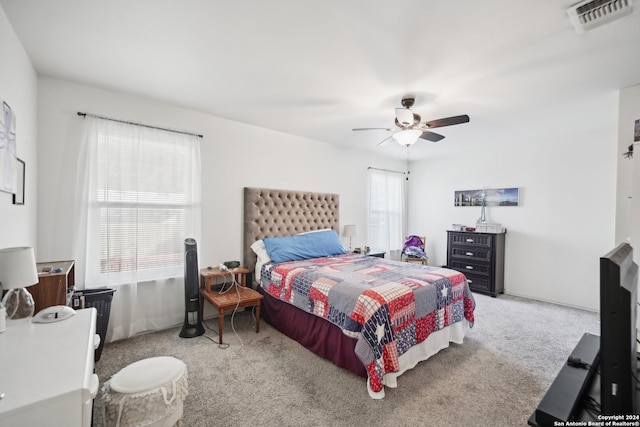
450,247 -> 492,262
450,232 -> 492,248
450,260 -> 491,276
463,274 -> 491,293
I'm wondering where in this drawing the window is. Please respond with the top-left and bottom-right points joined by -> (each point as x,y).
76,117 -> 201,285
367,168 -> 405,255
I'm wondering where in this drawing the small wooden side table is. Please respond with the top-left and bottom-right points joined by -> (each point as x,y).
199,267 -> 263,344
32,260 -> 75,312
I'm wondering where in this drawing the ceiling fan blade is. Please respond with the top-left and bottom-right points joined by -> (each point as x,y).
395,108 -> 414,127
419,131 -> 445,142
424,115 -> 470,129
352,127 -> 394,131
377,135 -> 395,146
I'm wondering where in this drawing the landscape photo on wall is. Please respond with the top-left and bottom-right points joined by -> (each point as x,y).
454,187 -> 519,207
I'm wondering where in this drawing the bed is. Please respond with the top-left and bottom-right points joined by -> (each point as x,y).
243,187 -> 475,399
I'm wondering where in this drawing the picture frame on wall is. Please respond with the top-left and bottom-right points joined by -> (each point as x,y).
454,187 -> 519,207
1,100 -> 18,194
13,158 -> 24,205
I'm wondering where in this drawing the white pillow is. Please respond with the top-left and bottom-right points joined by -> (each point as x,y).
297,228 -> 332,235
250,239 -> 271,285
251,239 -> 270,261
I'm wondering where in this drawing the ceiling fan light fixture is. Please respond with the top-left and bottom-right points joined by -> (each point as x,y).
352,96 -> 470,147
393,129 -> 422,146
395,108 -> 414,126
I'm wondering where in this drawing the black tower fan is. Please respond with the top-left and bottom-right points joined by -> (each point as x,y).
179,238 -> 205,338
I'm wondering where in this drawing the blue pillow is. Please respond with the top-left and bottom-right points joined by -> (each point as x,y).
263,230 -> 346,263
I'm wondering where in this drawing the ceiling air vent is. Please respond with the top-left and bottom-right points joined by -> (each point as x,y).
567,0 -> 633,34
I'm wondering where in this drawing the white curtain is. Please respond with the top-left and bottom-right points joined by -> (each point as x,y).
367,169 -> 406,259
73,117 -> 201,342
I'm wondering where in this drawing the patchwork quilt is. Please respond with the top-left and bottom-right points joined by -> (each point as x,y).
260,253 -> 475,394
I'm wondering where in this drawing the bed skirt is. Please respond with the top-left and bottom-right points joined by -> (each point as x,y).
259,286 -> 367,378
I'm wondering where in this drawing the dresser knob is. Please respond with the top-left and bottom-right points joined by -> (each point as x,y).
465,265 -> 473,270
466,252 -> 473,256
466,239 -> 474,243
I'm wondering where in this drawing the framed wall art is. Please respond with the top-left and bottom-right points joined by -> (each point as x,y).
13,158 -> 24,205
454,187 -> 519,207
1,100 -> 18,195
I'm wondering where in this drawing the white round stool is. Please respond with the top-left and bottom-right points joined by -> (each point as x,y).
102,356 -> 188,427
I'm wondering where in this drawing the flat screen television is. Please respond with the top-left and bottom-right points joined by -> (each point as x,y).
600,242 -> 639,415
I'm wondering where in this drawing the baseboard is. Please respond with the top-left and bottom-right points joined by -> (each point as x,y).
498,291 -> 598,314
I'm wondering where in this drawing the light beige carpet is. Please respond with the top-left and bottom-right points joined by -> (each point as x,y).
93,293 -> 600,426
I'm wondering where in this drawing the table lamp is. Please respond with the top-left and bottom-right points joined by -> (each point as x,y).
0,246 -> 39,323
343,225 -> 357,252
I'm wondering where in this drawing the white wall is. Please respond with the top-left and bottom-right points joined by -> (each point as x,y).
0,7 -> 38,251
409,92 -> 620,311
36,77 -> 404,283
617,83 -> 640,332
35,79 -> 634,314
616,83 -> 640,262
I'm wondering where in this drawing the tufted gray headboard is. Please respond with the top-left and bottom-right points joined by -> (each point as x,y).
243,187 -> 340,283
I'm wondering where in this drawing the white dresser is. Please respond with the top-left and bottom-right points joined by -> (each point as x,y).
0,308 -> 99,427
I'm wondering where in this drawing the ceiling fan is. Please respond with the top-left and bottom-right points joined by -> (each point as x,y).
352,96 -> 470,146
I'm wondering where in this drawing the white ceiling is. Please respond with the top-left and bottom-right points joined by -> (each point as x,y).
2,0 -> 640,160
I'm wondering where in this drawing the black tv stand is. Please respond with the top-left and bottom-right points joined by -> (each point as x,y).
529,333 -> 600,426
529,333 -> 640,426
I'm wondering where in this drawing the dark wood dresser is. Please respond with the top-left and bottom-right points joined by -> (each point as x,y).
446,230 -> 505,297
32,260 -> 75,312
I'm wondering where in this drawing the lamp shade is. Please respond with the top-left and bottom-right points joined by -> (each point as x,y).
0,246 -> 38,290
393,129 -> 422,146
0,247 -> 38,322
343,225 -> 358,238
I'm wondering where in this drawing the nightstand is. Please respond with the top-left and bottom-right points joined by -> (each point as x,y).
32,260 -> 75,312
199,266 -> 250,290
366,251 -> 385,258
198,266 -> 263,344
